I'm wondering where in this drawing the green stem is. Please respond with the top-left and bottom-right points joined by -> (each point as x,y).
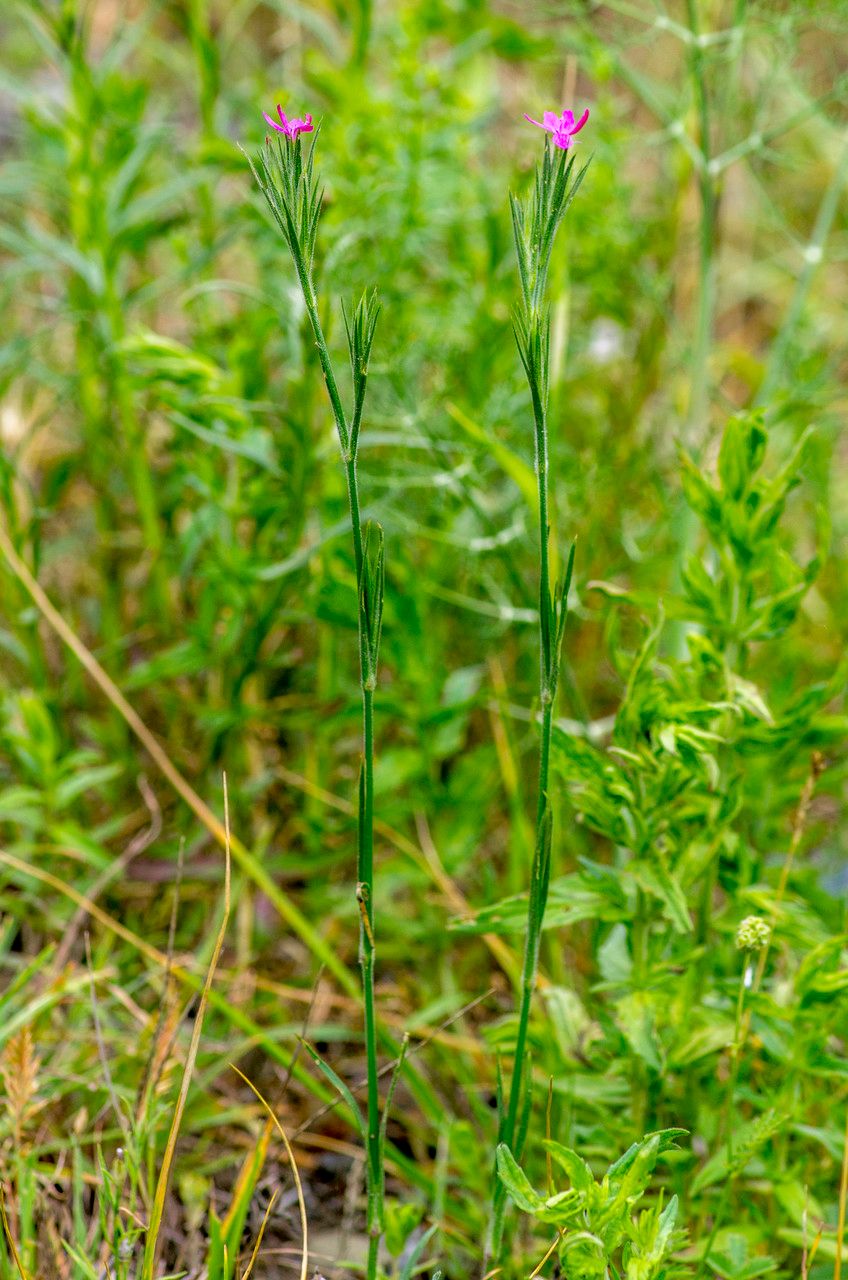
507,697 -> 554,1130
724,955 -> 750,1163
187,0 -> 218,141
490,333 -> 556,1256
361,685 -> 381,1260
346,456 -> 365,579
630,890 -> 649,1134
292,242 -> 382,1280
366,1231 -> 380,1280
685,0 -> 717,449
670,0 -> 718,659
353,0 -> 372,67
757,132 -> 848,407
293,255 -> 350,457
514,421 -> 555,1100
535,438 -> 552,675
695,952 -> 751,1278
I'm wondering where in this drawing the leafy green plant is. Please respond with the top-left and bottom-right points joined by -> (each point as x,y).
497,1129 -> 687,1280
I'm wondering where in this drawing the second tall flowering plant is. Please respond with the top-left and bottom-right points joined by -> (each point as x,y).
247,117 -> 386,1280
489,116 -> 590,1255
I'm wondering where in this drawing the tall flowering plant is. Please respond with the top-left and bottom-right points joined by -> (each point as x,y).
490,109 -> 591,1256
246,113 -> 386,1280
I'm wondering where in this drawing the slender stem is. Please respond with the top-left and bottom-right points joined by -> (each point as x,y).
725,955 -> 751,1162
696,954 -> 751,1278
757,132 -> 848,407
366,1232 -> 380,1280
490,337 -> 557,1257
685,0 -> 717,449
187,0 -> 217,140
534,416 -> 552,672
295,261 -> 350,456
506,697 -> 554,1136
346,456 -> 365,580
670,0 -> 718,659
291,235 -> 381,1280
535,700 -> 553,828
361,685 -> 381,1251
353,0 -> 373,67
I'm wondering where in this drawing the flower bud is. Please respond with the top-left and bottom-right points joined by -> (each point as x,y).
735,915 -> 771,952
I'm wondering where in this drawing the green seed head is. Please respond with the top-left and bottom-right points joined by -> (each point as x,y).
735,915 -> 771,952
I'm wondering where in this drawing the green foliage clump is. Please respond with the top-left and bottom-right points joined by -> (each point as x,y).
498,1130 -> 686,1280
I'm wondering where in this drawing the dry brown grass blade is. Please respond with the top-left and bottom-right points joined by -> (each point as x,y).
0,1187 -> 29,1280
139,775 -> 232,1280
240,1188 -> 280,1280
0,523 -> 355,997
222,1115 -> 274,1242
231,1064 -> 309,1280
835,1103 -> 848,1280
529,1232 -> 562,1280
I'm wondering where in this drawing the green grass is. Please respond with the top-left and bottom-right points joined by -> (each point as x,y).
0,0 -> 847,1276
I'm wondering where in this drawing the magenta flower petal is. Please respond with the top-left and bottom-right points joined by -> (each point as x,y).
288,113 -> 313,138
261,103 -> 314,140
524,104 -> 590,149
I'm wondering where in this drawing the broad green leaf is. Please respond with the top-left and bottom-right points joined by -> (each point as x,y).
495,1143 -> 544,1213
542,1140 -> 594,1193
598,924 -> 632,985
607,1130 -> 687,1180
615,992 -> 662,1072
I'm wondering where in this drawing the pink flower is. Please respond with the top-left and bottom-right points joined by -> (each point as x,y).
262,104 -> 314,139
523,107 -> 589,150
